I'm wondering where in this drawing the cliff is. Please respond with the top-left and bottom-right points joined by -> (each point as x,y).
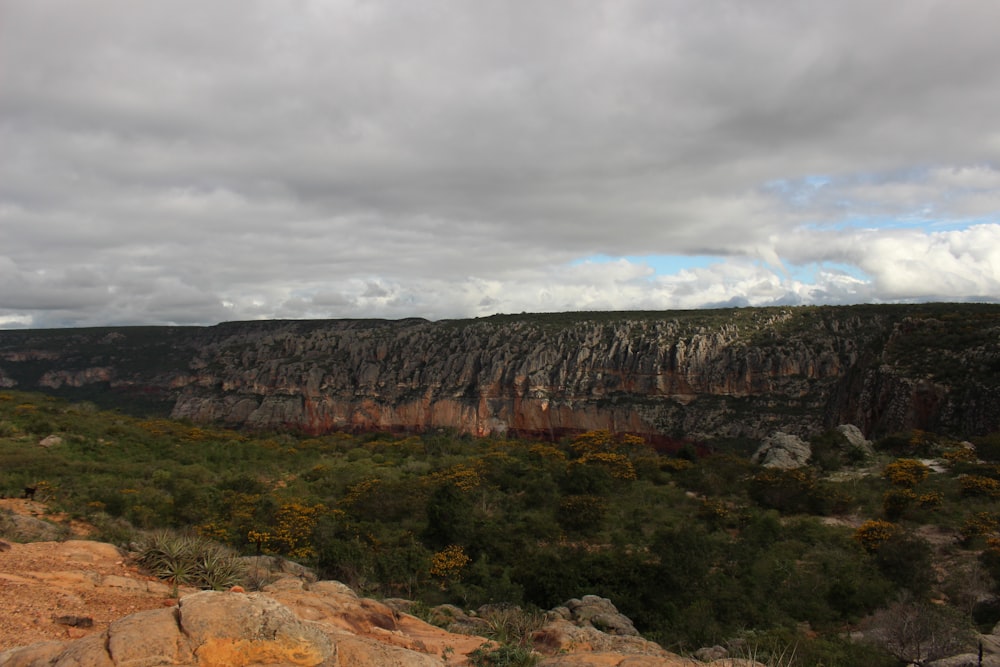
1,304 -> 998,441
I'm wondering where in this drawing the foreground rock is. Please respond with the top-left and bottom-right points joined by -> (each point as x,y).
0,537 -> 182,650
0,523 -> 764,667
0,581 -> 763,667
0,587 -> 468,667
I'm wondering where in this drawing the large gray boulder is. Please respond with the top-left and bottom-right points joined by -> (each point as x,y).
547,595 -> 639,636
835,424 -> 875,458
751,432 -> 812,469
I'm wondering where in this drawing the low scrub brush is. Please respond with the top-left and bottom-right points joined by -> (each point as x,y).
136,530 -> 245,592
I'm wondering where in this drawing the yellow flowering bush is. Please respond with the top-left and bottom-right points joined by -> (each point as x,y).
941,447 -> 977,464
250,502 -> 326,559
429,545 -> 470,580
960,512 -> 999,542
917,491 -> 943,508
882,459 -> 930,488
528,444 -> 567,461
428,464 -> 482,492
579,451 -> 637,480
570,430 -> 649,456
959,474 -> 1000,498
341,477 -> 382,507
854,519 -> 900,552
571,430 -> 616,455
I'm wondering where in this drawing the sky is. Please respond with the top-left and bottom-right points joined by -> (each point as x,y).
2,1 -> 1000,328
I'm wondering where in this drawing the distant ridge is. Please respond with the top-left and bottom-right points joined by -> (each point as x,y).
1,304 -> 999,441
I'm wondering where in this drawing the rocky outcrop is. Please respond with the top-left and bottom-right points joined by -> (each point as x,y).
547,595 -> 640,637
834,424 -> 874,456
1,304 -> 998,441
0,558 -> 757,667
751,432 -> 812,469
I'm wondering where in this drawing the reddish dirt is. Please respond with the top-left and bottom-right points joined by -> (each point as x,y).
0,499 -> 181,651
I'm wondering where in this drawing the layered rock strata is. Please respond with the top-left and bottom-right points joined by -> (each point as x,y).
0,305 -> 998,441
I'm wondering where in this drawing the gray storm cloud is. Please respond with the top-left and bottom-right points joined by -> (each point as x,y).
1,1 -> 999,327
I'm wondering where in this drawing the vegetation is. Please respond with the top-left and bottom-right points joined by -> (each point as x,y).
135,530 -> 245,593
1,390 -> 997,664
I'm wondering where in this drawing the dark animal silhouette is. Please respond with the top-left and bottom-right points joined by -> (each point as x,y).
22,486 -> 36,500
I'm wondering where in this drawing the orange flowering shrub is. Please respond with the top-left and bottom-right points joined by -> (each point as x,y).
854,519 -> 901,552
250,502 -> 326,559
428,464 -> 482,491
528,444 -> 567,461
960,512 -> 999,542
882,459 -> 930,488
579,452 -> 637,480
941,447 -> 977,464
571,430 -> 616,455
429,545 -> 470,580
570,430 -> 649,456
959,475 -> 1000,498
341,477 -> 381,507
917,491 -> 943,508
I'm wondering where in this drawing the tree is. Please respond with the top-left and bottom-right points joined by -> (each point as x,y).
423,482 -> 474,549
863,598 -> 976,665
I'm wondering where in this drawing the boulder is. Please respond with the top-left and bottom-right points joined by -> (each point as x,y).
559,596 -> 639,636
751,432 -> 811,469
533,618 -> 671,658
834,424 -> 874,458
38,435 -> 63,448
0,642 -> 68,667
0,510 -> 64,541
694,645 -> 728,661
242,554 -> 318,588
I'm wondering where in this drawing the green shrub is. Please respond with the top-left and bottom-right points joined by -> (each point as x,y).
136,530 -> 245,592
749,468 -> 834,515
467,643 -> 537,667
882,488 -> 916,521
556,495 -> 606,537
89,512 -> 140,548
972,432 -> 1000,462
477,605 -> 545,648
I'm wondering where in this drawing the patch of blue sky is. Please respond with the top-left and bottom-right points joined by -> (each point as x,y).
573,254 -> 724,277
800,215 -> 984,233
762,174 -> 832,207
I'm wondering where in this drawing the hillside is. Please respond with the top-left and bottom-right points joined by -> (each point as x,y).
1,304 -> 999,442
0,502 -> 759,667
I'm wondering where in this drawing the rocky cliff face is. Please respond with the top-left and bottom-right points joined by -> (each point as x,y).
1,304 -> 998,441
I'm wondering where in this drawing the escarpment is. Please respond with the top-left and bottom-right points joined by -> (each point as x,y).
1,304 -> 998,440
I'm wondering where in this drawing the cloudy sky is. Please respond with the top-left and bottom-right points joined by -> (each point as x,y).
2,1 -> 1000,328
